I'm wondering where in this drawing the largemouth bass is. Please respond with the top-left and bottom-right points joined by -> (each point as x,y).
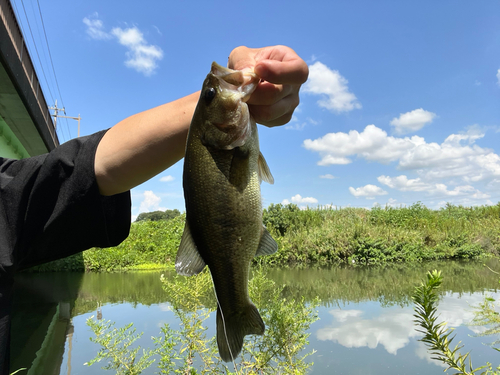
176,62 -> 277,362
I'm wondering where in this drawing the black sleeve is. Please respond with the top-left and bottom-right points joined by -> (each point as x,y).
0,130 -> 131,374
0,129 -> 131,272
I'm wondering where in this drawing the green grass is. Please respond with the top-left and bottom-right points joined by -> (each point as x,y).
31,202 -> 500,272
259,202 -> 500,266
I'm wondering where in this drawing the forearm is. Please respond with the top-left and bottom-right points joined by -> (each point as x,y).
95,91 -> 199,196
94,45 -> 307,197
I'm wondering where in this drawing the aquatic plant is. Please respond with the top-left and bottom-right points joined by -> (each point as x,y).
468,266 -> 500,349
86,268 -> 319,374
413,269 -> 500,374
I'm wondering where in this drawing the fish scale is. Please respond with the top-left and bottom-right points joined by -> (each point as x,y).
176,61 -> 278,362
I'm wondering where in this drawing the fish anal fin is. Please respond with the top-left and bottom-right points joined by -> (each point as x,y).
258,152 -> 274,184
255,227 -> 278,256
175,222 -> 206,276
216,303 -> 265,362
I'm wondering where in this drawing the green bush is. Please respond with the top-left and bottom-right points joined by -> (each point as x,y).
413,270 -> 500,374
257,203 -> 498,267
30,202 -> 500,272
83,215 -> 185,271
263,203 -> 301,236
26,252 -> 85,272
135,209 -> 181,222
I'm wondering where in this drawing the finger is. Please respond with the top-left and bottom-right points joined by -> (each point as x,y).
253,45 -> 300,63
249,92 -> 300,127
228,46 -> 257,71
246,81 -> 295,106
255,110 -> 294,128
255,59 -> 309,85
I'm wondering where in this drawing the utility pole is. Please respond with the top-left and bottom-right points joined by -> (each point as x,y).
49,100 -> 81,137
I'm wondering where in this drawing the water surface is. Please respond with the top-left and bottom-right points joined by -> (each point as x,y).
12,259 -> 500,374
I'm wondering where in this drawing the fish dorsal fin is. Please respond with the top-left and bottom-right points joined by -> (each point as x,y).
258,152 -> 274,185
255,227 -> 278,256
175,222 -> 206,276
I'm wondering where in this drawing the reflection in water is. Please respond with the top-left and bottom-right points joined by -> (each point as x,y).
317,291 -> 500,356
318,307 -> 418,354
10,273 -> 83,374
11,259 -> 500,374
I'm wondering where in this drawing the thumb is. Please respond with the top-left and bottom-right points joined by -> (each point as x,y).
227,46 -> 257,71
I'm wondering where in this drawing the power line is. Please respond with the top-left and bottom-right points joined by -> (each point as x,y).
19,0 -> 55,104
12,0 -> 66,142
35,0 -> 72,140
13,0 -> 74,141
36,0 -> 65,114
28,0 -> 69,141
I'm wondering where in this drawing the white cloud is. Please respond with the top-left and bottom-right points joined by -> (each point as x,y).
158,303 -> 172,312
138,190 -> 166,213
349,184 -> 387,199
319,174 -> 335,179
374,198 -> 398,208
497,68 -> 500,86
317,292 -> 499,358
292,194 -> 318,204
304,125 -> 425,166
111,27 -> 163,76
415,341 -> 446,367
377,175 -> 428,191
152,25 -> 162,36
83,13 -> 112,40
303,61 -> 361,113
390,108 -> 436,134
317,308 -> 418,355
378,175 -> 490,199
282,194 -> 318,205
83,14 -> 163,76
285,116 -> 319,131
304,124 -> 500,184
329,309 -> 363,322
160,175 -> 175,182
282,194 -> 319,208
386,198 -> 398,207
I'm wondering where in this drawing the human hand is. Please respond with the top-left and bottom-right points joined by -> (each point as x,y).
228,45 -> 309,127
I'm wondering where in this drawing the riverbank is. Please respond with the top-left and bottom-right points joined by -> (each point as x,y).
29,203 -> 500,272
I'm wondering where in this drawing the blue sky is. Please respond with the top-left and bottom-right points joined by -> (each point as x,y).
13,0 -> 500,218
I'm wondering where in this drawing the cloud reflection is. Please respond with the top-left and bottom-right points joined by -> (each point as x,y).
317,308 -> 417,354
316,292 -> 499,357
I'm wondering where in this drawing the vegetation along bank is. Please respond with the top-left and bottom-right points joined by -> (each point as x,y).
31,202 -> 500,272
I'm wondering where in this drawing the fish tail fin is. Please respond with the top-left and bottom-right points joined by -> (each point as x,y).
216,303 -> 265,362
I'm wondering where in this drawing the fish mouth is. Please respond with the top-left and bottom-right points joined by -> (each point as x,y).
211,62 -> 259,102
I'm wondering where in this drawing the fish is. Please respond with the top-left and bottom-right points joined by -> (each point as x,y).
176,61 -> 278,362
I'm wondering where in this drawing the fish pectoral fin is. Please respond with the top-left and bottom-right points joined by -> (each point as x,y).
258,152 -> 274,185
175,222 -> 206,276
255,227 -> 278,256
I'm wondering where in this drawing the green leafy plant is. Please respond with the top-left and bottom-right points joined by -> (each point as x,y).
136,209 -> 181,222
413,270 -> 500,374
468,266 -> 500,349
85,319 -> 157,374
87,268 -> 319,374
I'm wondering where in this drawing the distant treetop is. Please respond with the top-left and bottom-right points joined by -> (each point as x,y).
135,209 -> 181,222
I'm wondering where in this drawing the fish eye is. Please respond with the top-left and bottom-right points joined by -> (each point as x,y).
204,87 -> 216,104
